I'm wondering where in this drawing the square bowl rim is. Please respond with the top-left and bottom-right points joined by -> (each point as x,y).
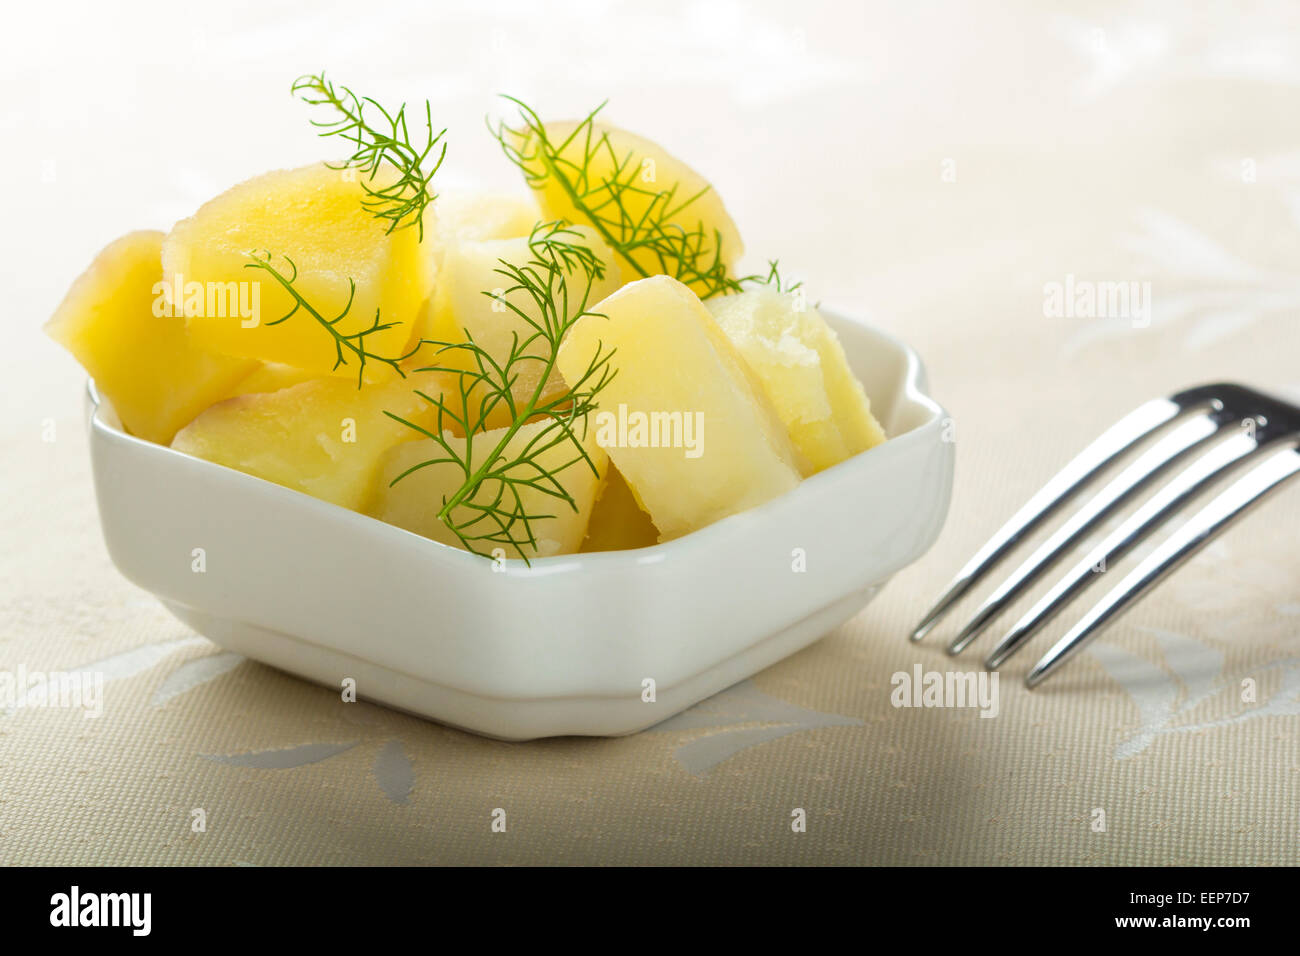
86,305 -> 948,576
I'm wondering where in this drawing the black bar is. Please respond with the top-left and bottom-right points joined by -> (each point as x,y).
1,865 -> 1286,940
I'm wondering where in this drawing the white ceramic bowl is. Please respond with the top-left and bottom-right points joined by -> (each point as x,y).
87,310 -> 953,739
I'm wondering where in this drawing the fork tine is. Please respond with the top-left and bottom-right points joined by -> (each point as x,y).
983,429 -> 1265,668
1025,442 -> 1300,688
945,413 -> 1226,654
908,397 -> 1193,641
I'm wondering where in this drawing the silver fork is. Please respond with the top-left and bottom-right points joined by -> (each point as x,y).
910,383 -> 1300,687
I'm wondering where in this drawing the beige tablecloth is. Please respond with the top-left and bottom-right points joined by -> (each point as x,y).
2,0 -> 1298,865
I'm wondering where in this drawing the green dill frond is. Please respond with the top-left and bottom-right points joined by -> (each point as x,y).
385,220 -> 617,563
738,259 -> 803,294
489,97 -> 741,299
292,71 -> 446,240
242,251 -> 417,388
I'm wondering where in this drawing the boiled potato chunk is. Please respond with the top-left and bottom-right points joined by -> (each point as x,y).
425,226 -> 622,425
519,119 -> 743,294
555,275 -> 803,540
162,163 -> 432,376
414,191 -> 543,347
45,230 -> 257,445
433,191 -> 539,247
706,288 -> 886,472
581,465 -> 660,552
171,370 -> 454,511
816,326 -> 889,458
221,362 -> 319,399
371,419 -> 608,560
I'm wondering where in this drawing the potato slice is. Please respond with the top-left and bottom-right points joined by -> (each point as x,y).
370,419 -> 608,560
221,362 -> 319,399
162,162 -> 432,377
433,190 -> 539,247
581,465 -> 660,552
424,226 -> 622,426
555,275 -> 803,540
45,230 -> 257,445
412,191 -> 543,369
518,119 -> 743,294
171,370 -> 453,511
706,288 -> 886,472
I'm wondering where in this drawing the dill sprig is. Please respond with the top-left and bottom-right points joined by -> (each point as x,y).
384,221 -> 617,562
243,251 -> 416,387
490,97 -> 750,299
738,260 -> 802,293
292,71 -> 446,240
